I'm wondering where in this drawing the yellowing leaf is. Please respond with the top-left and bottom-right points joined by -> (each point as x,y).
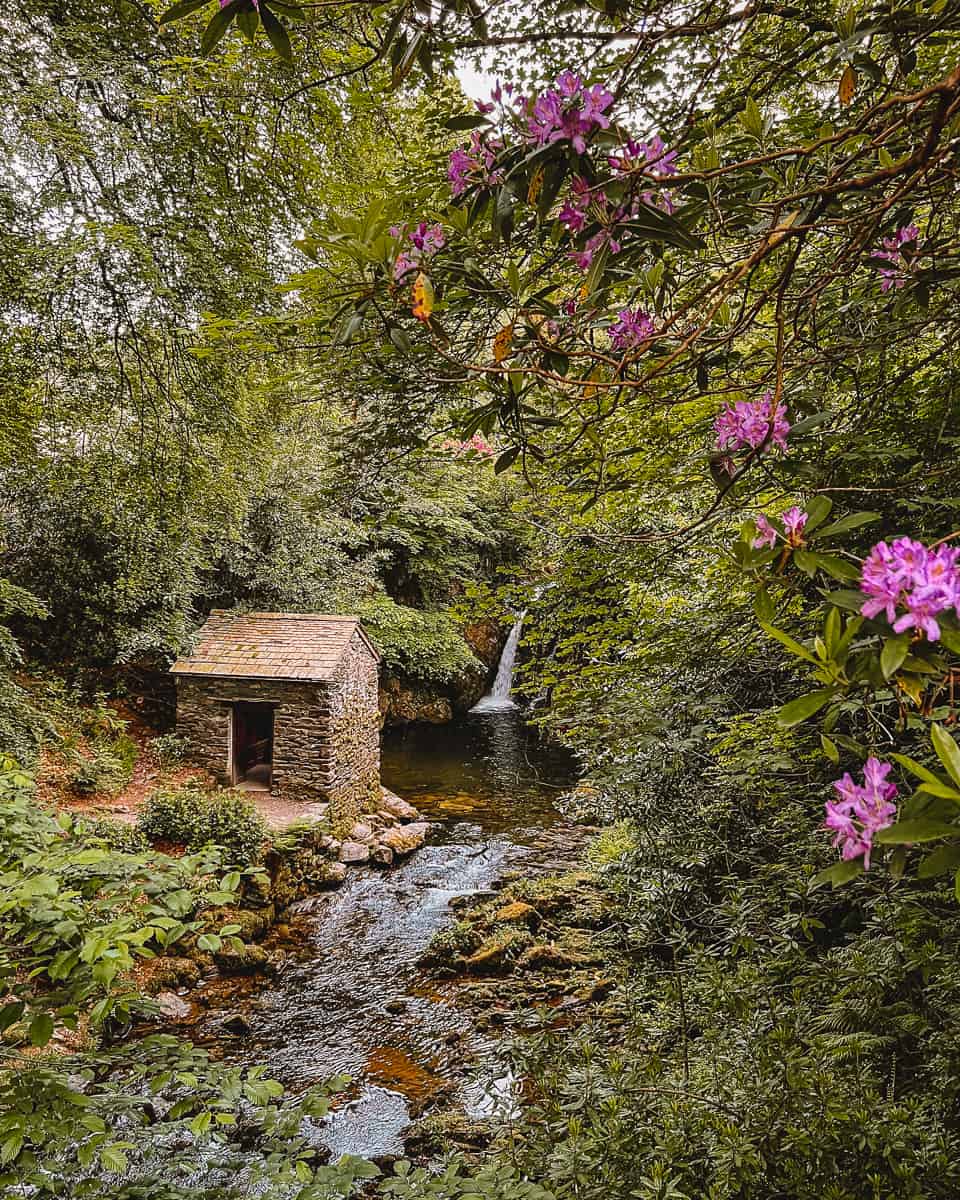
412,272 -> 434,323
839,63 -> 857,106
527,167 -> 544,206
493,324 -> 513,363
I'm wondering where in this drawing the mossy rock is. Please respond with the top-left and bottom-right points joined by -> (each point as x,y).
214,942 -> 272,976
464,928 -> 535,975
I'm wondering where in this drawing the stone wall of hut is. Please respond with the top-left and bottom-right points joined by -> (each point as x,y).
175,635 -> 380,828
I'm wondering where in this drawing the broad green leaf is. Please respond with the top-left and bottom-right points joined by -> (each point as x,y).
931,723 -> 960,787
820,734 -> 840,763
815,511 -> 881,540
29,1011 -> 54,1047
200,0 -> 243,55
880,633 -> 911,679
891,752 -> 943,785
811,859 -> 864,890
917,781 -> 960,802
874,818 -> 959,844
759,622 -> 819,665
918,843 -> 960,878
260,4 -> 293,60
777,689 -> 834,727
803,495 -> 833,533
159,0 -> 210,21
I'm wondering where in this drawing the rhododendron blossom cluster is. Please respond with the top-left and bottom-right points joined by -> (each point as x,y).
860,537 -> 960,641
390,222 -> 445,281
824,758 -> 898,869
875,223 -> 920,292
752,506 -> 808,549
445,72 -> 677,272
608,308 -> 654,351
439,433 -> 495,457
447,130 -> 504,197
525,71 -> 614,155
714,393 -> 791,453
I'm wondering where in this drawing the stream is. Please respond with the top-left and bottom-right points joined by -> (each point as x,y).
191,709 -> 579,1160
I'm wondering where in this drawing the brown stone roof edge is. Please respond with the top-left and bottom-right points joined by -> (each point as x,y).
169,610 -> 382,682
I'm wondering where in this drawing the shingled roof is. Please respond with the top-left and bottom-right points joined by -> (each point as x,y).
170,611 -> 380,682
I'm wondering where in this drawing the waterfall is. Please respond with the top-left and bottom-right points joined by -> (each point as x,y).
470,617 -> 523,712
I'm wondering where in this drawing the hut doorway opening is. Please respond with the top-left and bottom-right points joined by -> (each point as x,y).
231,702 -> 275,789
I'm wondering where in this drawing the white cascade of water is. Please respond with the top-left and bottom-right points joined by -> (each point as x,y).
470,616 -> 524,712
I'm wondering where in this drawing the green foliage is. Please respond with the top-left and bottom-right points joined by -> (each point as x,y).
359,594 -> 483,684
138,784 -> 268,865
149,731 -> 189,768
66,734 -> 138,797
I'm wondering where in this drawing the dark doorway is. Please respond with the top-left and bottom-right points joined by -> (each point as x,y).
231,702 -> 275,789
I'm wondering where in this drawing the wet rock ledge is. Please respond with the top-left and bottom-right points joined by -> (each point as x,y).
142,787 -> 428,1011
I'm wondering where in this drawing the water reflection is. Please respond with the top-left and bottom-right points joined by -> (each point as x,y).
381,709 -> 577,839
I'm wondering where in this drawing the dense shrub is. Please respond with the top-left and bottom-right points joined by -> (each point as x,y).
67,733 -> 137,796
138,784 -> 267,864
149,731 -> 188,768
359,594 -> 484,684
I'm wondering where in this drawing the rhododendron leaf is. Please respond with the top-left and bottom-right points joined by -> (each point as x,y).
494,446 -> 520,474
918,844 -> 960,878
805,552 -> 860,581
820,734 -> 840,763
444,114 -> 490,132
793,549 -> 817,577
788,411 -> 831,435
874,818 -> 958,844
754,588 -> 775,623
931,724 -> 960,788
200,0 -> 243,55
937,627 -> 960,655
824,589 -> 866,612
803,496 -> 833,533
881,633 -> 911,679
811,860 -> 863,890
159,0 -> 210,23
777,689 -> 834,727
237,5 -> 259,41
892,754 -> 948,786
259,5 -> 292,61
759,622 -> 819,665
816,511 -> 881,539
411,272 -> 434,322
388,327 -> 412,353
916,781 -> 960,802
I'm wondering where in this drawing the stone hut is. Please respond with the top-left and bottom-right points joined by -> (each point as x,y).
171,611 -> 381,820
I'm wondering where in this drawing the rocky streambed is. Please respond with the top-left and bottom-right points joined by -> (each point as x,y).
170,709 -> 588,1160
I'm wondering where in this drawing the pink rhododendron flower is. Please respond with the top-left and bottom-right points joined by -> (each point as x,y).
608,308 -> 654,351
390,222 -> 445,281
824,757 -> 897,869
875,223 -> 920,292
782,506 -> 808,544
440,433 -> 495,457
448,130 -> 503,197
714,392 -> 791,453
860,537 -> 960,642
525,72 -> 614,155
752,515 -> 777,550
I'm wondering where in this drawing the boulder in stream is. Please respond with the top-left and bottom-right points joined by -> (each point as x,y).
379,822 -> 429,856
339,840 -> 371,865
155,991 -> 193,1022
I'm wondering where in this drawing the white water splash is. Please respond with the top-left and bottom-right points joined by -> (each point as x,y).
470,617 -> 523,712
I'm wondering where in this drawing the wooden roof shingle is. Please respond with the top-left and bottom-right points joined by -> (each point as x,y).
170,611 -> 380,683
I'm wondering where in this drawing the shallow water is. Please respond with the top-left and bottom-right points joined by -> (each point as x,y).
193,710 -> 579,1158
